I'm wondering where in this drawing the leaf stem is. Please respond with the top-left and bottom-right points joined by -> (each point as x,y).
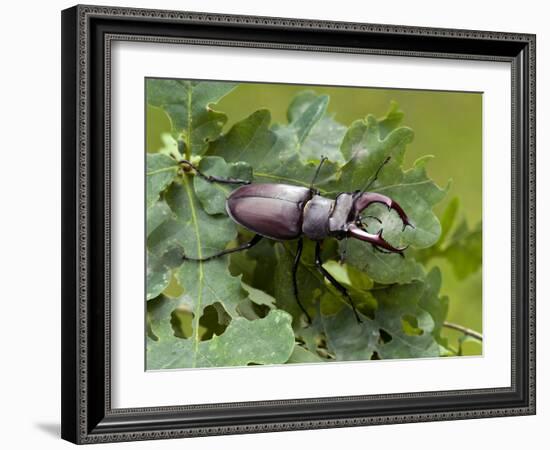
442,321 -> 482,341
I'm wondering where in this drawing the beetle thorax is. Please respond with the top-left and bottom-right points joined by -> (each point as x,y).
302,193 -> 354,241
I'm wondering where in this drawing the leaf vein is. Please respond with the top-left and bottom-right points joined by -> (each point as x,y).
182,176 -> 204,367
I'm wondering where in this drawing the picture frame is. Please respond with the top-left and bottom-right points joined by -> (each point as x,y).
61,4 -> 536,444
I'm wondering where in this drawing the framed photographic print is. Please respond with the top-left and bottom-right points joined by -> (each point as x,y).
61,4 -> 536,444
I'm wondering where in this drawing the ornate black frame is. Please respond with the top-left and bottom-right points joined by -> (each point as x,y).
61,4 -> 536,444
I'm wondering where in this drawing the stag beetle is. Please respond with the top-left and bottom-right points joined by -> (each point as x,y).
178,156 -> 414,324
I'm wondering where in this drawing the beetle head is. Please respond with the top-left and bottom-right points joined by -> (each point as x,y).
347,192 -> 414,255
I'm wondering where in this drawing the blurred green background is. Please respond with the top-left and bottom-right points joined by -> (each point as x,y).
147,82 -> 482,356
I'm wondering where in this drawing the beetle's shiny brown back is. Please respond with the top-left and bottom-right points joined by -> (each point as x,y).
226,184 -> 312,240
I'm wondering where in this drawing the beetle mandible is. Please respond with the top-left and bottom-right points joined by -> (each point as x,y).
178,156 -> 414,324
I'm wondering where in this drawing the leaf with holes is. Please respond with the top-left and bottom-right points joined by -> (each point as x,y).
147,296 -> 295,370
146,153 -> 179,208
177,258 -> 249,319
144,84 -> 466,369
322,274 -> 443,361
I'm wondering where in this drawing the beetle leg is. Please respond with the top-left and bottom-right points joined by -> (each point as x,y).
339,238 -> 348,264
348,224 -> 408,257
315,242 -> 362,324
292,238 -> 312,324
183,234 -> 262,262
354,192 -> 414,231
178,159 -> 251,185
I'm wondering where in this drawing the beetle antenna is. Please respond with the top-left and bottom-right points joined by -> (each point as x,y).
310,156 -> 328,190
360,156 -> 391,193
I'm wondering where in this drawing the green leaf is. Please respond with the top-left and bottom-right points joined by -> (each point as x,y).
323,117 -> 446,249
343,241 -> 425,285
321,260 -> 374,291
299,116 -> 347,164
438,197 -> 460,246
254,154 -> 339,190
271,242 -> 330,327
147,79 -> 236,156
287,91 -> 329,142
209,109 -> 277,166
378,101 -> 405,138
242,240 -> 338,329
164,178 -> 237,259
146,200 -> 181,300
148,295 -> 182,340
147,200 -> 173,238
322,309 -> 379,361
330,116 -> 412,192
147,304 -> 295,369
194,156 -> 253,214
311,115 -> 447,284
197,310 -> 294,367
286,345 -> 324,363
275,91 -> 346,172
145,86 -> 455,367
415,198 -> 482,280
146,175 -> 241,307
161,176 -> 249,322
418,267 -> 449,337
146,247 -> 184,301
286,91 -> 329,148
146,250 -> 173,300
147,216 -> 182,258
147,179 -> 235,285
295,314 -> 326,354
287,91 -> 346,163
177,258 -> 248,319
323,277 -> 442,361
441,220 -> 482,279
146,153 -> 178,208
242,282 -> 277,309
374,158 -> 448,248
209,103 -> 340,189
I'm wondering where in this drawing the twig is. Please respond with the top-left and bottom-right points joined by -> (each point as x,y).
443,321 -> 483,341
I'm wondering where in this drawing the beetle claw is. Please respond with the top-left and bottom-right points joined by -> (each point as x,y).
348,224 -> 408,256
355,192 -> 413,233
403,221 -> 415,232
